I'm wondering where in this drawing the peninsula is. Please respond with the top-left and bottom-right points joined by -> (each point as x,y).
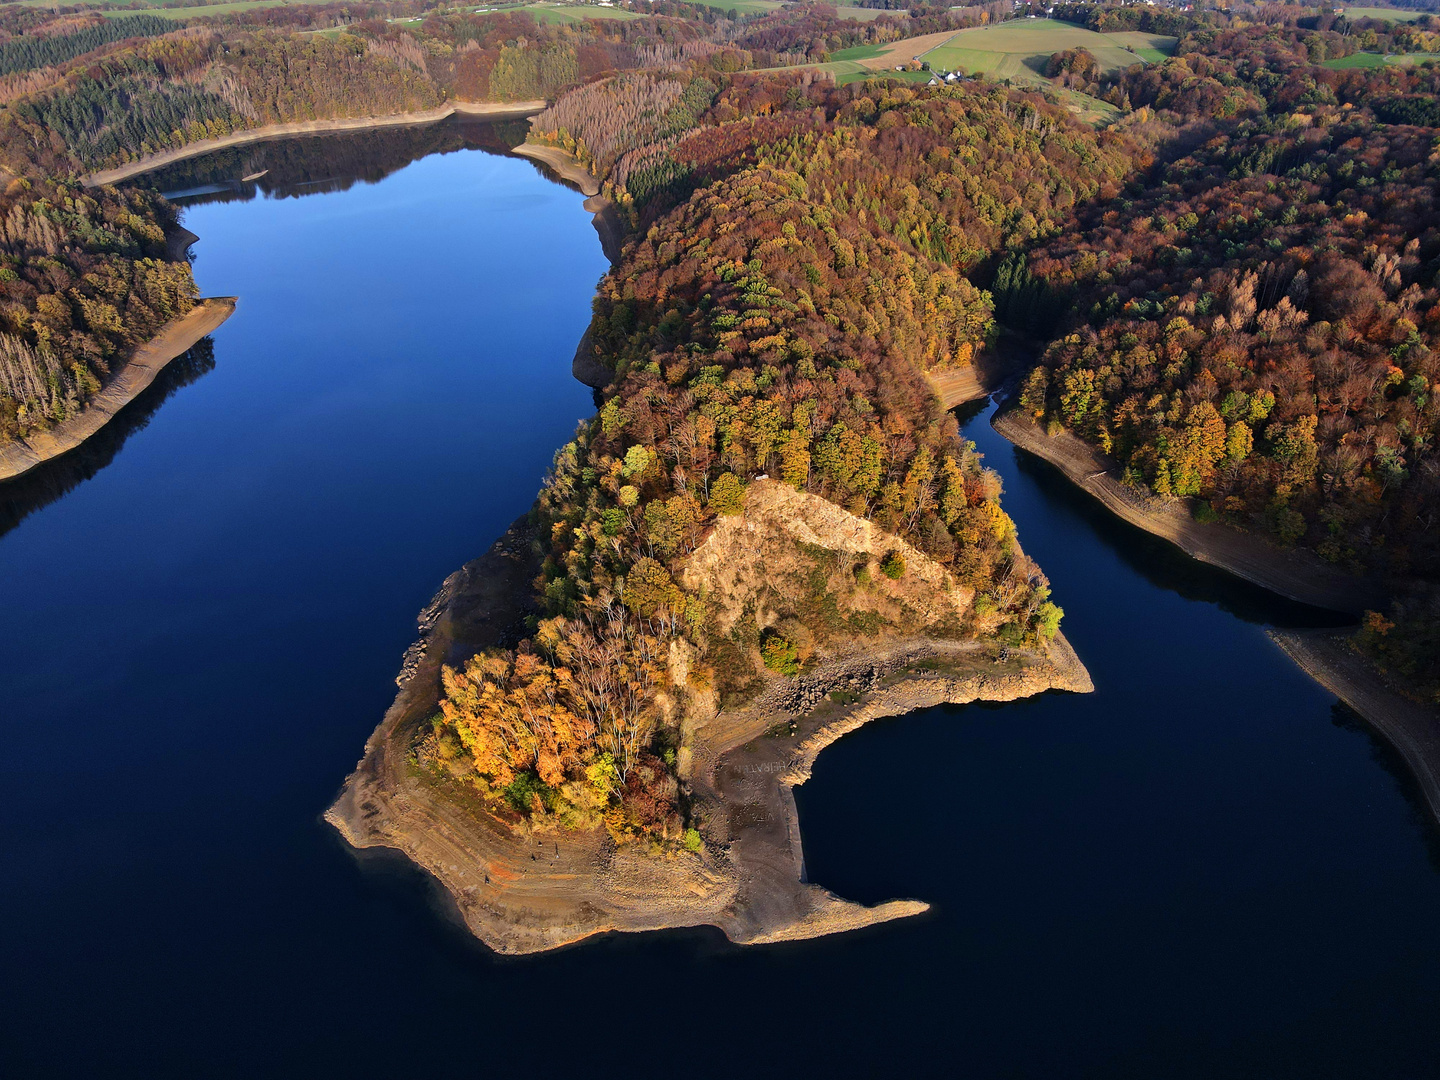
0,297 -> 235,483
328,72 -> 1127,952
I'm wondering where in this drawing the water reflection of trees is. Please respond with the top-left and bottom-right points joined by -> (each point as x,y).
134,117 -> 530,207
0,338 -> 215,541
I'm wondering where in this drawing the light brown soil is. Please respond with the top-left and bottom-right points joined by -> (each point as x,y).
1270,629 -> 1440,828
863,31 -> 968,68
327,509 -> 1093,955
926,366 -> 986,410
512,143 -> 600,197
0,297 -> 236,482
992,406 -> 1387,614
82,101 -> 547,187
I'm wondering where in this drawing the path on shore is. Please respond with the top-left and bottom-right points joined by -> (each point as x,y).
82,102 -> 546,188
992,407 -> 1387,615
0,298 -> 235,482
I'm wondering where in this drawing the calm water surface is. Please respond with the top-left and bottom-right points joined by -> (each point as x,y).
3,124 -> 1438,1078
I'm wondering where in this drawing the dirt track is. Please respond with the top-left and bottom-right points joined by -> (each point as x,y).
0,297 -> 236,482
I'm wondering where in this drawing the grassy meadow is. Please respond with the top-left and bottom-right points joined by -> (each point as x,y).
920,19 -> 1174,79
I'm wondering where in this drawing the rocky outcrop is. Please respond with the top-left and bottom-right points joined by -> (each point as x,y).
328,499 -> 1094,955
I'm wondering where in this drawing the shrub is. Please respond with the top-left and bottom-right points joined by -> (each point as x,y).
709,471 -> 746,516
682,828 -> 703,853
1035,601 -> 1064,640
761,631 -> 801,676
880,551 -> 906,579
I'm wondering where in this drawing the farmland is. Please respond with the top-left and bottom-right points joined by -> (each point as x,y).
1339,6 -> 1430,22
921,19 -> 1175,80
1322,49 -> 1440,68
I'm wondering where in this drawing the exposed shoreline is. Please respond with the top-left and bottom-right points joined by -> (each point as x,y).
0,297 -> 236,483
989,401 -> 1440,833
81,100 -> 547,188
991,404 -> 1387,615
1270,629 -> 1440,828
326,519 -> 1093,955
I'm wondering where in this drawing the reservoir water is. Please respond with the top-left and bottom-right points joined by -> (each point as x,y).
2,122 -> 1437,1078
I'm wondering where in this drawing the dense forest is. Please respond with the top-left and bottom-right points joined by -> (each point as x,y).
1,0 -> 1438,829
990,18 -> 1440,698
434,70 -> 1145,835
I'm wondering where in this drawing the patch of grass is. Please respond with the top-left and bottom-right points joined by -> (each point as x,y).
676,0 -> 784,13
1341,6 -> 1428,22
1101,31 -> 1178,59
1322,50 -> 1440,69
831,41 -> 892,62
506,3 -> 643,24
836,67 -> 932,86
1323,51 -> 1391,68
922,19 -> 1152,80
830,3 -> 899,21
93,0 -> 336,18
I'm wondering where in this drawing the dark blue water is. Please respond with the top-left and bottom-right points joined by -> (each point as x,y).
3,129 -> 1438,1079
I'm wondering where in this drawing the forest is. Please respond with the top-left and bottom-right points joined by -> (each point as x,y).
437,70 -> 1139,836
0,0 -> 1436,830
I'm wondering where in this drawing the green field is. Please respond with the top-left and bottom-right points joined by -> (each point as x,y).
1323,49 -> 1440,68
18,0 -> 339,14
501,3 -> 642,24
1340,6 -> 1430,22
830,41 -> 894,63
921,19 -> 1170,80
831,2 -> 902,21
674,0 -> 785,14
835,67 -> 931,86
87,0 -> 345,18
1101,30 -> 1179,64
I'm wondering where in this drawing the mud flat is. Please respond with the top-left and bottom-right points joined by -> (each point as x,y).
1271,629 -> 1440,828
0,297 -> 235,482
992,405 -> 1387,614
81,101 -> 546,188
327,515 -> 1092,955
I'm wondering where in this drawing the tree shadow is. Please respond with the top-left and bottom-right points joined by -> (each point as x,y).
989,427 -> 1354,631
135,117 -> 530,209
1329,701 -> 1440,871
0,338 -> 216,541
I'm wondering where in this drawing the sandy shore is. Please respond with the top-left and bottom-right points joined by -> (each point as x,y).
0,297 -> 236,483
992,405 -> 1387,614
82,101 -> 546,187
327,519 -> 1092,955
1271,629 -> 1440,827
512,143 -> 599,197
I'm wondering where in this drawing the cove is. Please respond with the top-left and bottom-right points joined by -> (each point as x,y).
1,121 -> 1438,1079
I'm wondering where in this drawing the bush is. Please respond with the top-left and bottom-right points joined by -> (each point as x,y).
503,771 -> 554,813
761,631 -> 801,675
709,471 -> 746,516
1193,502 -> 1220,524
682,828 -> 703,853
1035,601 -> 1064,640
880,551 -> 906,579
